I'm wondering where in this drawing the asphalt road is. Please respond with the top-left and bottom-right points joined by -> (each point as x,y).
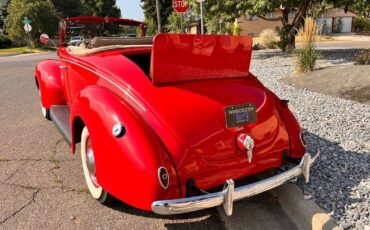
0,52 -> 327,230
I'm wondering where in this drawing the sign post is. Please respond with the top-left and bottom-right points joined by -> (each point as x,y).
22,17 -> 32,50
172,0 -> 190,33
196,0 -> 205,34
155,0 -> 161,33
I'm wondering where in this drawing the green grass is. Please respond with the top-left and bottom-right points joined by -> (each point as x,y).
0,46 -> 50,55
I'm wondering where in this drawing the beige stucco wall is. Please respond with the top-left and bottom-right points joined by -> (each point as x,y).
238,8 -> 357,36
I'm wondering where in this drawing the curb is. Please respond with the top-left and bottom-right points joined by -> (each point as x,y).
0,51 -> 50,58
276,184 -> 341,230
218,183 -> 341,230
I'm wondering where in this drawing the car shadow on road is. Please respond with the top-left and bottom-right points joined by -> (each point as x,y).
298,131 -> 370,228
105,200 -> 224,229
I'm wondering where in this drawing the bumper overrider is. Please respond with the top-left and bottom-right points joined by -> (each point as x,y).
152,152 -> 320,216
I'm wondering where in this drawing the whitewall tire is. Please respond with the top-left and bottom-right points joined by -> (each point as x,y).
81,127 -> 112,203
39,90 -> 51,120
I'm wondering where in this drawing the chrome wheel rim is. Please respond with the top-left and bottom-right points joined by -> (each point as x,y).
85,137 -> 99,188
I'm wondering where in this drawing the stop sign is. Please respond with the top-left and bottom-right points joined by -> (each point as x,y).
172,0 -> 190,14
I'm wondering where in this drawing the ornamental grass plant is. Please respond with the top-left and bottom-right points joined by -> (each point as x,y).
295,17 -> 319,72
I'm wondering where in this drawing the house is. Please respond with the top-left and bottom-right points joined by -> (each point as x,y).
237,8 -> 357,37
316,8 -> 357,34
237,9 -> 292,37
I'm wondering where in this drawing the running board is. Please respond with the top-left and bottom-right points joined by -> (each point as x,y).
50,105 -> 72,146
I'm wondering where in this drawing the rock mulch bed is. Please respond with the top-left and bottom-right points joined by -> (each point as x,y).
251,49 -> 370,230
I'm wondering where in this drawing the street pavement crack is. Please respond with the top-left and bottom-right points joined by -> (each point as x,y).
2,161 -> 26,183
0,189 -> 40,225
50,139 -> 71,189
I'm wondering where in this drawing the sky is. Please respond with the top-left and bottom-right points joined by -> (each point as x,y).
117,0 -> 145,21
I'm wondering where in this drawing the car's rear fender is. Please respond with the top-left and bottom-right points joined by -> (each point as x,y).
70,85 -> 181,210
34,60 -> 65,108
263,86 -> 305,159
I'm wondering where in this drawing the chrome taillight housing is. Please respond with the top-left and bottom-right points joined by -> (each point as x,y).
158,167 -> 169,189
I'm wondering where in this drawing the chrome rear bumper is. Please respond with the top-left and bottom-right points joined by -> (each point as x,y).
152,152 -> 320,216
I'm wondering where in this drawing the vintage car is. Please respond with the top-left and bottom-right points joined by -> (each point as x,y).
35,16 -> 319,216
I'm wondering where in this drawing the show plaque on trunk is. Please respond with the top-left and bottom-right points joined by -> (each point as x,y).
224,103 -> 257,128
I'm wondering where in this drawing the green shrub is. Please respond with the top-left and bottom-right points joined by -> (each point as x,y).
354,17 -> 370,32
353,49 -> 370,65
259,29 -> 277,49
334,18 -> 343,33
275,25 -> 292,52
0,34 -> 12,48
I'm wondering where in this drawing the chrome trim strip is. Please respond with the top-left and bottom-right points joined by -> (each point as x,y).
152,151 -> 320,216
61,58 -> 147,112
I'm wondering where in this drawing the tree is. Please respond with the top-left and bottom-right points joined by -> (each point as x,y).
51,0 -> 84,18
82,0 -> 121,17
0,0 -> 10,30
167,9 -> 197,33
141,0 -> 172,32
6,0 -> 59,46
348,0 -> 370,17
190,0 -> 360,50
144,17 -> 157,36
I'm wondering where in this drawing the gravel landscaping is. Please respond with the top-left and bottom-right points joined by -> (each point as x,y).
250,49 -> 370,230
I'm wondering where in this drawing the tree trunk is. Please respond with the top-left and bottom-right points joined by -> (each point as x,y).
285,1 -> 309,50
286,32 -> 296,49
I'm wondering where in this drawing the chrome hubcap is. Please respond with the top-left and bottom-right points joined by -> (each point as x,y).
86,138 -> 98,187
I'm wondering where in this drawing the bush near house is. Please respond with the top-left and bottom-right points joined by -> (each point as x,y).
0,34 -> 12,48
354,17 -> 370,32
334,18 -> 343,33
260,29 -> 278,49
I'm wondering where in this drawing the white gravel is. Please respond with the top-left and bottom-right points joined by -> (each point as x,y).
250,49 -> 370,230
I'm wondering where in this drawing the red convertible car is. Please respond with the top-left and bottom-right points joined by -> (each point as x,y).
35,17 -> 319,216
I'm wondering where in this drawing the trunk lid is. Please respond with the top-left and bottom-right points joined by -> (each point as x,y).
146,79 -> 290,191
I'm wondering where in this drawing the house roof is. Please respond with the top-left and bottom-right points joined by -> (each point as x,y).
322,8 -> 357,17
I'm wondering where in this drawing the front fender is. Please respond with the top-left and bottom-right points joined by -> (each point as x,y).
71,85 -> 180,211
35,60 -> 65,108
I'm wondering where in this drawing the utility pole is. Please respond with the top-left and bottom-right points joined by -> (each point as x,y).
155,0 -> 162,33
196,0 -> 205,34
219,18 -> 223,34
